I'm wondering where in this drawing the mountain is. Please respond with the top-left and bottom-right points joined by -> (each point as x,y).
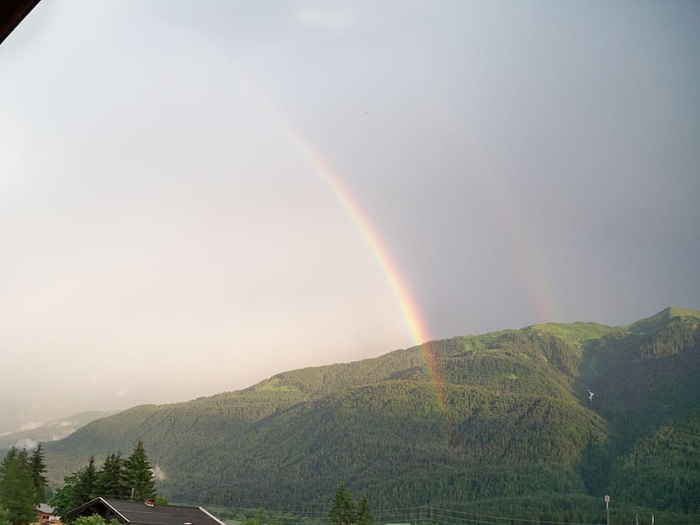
0,411 -> 119,452
42,307 -> 700,520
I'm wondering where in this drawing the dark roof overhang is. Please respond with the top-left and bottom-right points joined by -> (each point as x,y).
65,497 -> 227,525
0,0 -> 41,46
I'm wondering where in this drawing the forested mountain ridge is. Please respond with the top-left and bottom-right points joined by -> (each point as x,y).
43,307 -> 700,519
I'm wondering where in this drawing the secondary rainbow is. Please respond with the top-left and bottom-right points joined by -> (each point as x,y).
244,85 -> 558,409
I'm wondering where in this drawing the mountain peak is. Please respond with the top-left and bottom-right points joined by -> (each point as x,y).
627,306 -> 700,335
665,305 -> 700,319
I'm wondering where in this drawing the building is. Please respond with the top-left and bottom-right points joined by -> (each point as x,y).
35,504 -> 62,525
65,498 -> 226,525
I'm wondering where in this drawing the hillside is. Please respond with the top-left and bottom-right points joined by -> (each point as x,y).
0,411 -> 119,452
43,307 -> 700,520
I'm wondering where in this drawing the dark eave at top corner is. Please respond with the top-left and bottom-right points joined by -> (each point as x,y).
0,0 -> 41,46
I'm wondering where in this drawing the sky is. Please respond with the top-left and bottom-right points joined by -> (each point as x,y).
1,0 -> 699,434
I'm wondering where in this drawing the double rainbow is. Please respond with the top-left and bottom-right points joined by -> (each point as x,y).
246,87 -> 556,413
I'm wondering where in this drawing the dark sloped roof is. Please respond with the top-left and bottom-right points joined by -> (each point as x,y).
0,0 -> 41,45
67,497 -> 226,525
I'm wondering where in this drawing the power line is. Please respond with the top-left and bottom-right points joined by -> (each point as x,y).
223,504 -> 607,525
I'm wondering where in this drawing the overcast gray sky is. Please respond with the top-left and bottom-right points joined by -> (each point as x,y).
1,0 -> 698,434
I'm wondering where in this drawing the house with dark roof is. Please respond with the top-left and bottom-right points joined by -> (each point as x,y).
65,498 -> 226,525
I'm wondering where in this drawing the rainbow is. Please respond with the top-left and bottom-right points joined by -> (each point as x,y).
242,84 -> 558,412
460,152 -> 557,324
247,92 -> 448,410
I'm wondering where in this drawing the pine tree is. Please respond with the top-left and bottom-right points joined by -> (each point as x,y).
96,452 -> 128,499
356,495 -> 374,525
30,443 -> 48,505
328,484 -> 356,525
0,448 -> 17,471
0,448 -> 36,525
125,441 -> 156,501
50,473 -> 80,520
75,456 -> 98,503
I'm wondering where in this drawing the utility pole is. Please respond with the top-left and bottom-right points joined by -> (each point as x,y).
605,495 -> 610,525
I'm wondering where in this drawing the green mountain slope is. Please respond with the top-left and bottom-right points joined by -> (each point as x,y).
42,307 -> 700,519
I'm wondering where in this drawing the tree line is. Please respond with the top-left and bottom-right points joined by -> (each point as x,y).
51,440 -> 162,520
0,440 -> 162,525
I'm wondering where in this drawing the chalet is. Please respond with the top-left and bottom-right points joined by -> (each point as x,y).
65,498 -> 226,525
35,504 -> 62,525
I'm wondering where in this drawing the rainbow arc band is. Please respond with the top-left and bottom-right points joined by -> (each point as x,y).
249,91 -> 447,410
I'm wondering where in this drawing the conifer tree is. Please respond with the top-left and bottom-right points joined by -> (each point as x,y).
0,447 -> 35,525
328,484 -> 355,525
50,473 -> 80,520
356,495 -> 374,525
96,452 -> 128,499
75,456 -> 98,503
125,441 -> 156,501
30,443 -> 48,505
